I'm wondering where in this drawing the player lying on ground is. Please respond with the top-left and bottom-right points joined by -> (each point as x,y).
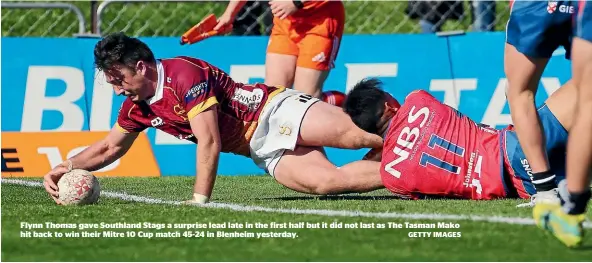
343,78 -> 576,202
42,32 -> 384,205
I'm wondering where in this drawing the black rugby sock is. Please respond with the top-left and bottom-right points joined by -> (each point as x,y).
531,170 -> 557,192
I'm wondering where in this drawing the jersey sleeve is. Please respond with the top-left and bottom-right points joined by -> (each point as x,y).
176,63 -> 218,121
114,103 -> 146,133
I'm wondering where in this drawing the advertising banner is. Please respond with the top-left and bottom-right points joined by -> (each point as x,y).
0,32 -> 571,176
1,132 -> 159,177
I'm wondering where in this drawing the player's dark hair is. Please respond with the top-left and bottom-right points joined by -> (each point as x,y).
93,32 -> 156,72
342,78 -> 387,135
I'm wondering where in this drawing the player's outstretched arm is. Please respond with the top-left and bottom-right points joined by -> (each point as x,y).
42,127 -> 139,204
69,127 -> 139,172
185,107 -> 222,204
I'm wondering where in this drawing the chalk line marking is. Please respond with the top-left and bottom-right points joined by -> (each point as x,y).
3,178 -> 591,228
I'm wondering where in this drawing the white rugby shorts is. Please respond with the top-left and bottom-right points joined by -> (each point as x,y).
249,89 -> 319,177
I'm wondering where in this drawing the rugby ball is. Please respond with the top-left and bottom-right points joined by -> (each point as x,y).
321,91 -> 346,107
57,169 -> 101,205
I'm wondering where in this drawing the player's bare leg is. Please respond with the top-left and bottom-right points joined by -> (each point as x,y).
505,43 -> 558,200
264,53 -> 297,88
298,100 -> 383,149
293,67 -> 330,99
565,36 -> 592,204
274,146 -> 383,195
533,38 -> 591,249
543,79 -> 576,130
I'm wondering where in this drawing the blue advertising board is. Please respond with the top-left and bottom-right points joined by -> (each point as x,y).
0,32 -> 572,176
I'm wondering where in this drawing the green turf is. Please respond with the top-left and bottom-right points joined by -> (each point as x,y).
2,176 -> 592,261
1,1 -> 511,37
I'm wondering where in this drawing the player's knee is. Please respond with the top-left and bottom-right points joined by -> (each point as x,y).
327,116 -> 382,149
506,72 -> 543,96
337,133 -> 364,149
351,136 -> 369,149
352,132 -> 382,149
355,135 -> 380,150
506,89 -> 535,109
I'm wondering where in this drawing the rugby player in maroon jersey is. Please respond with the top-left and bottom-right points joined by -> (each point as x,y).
43,32 -> 384,205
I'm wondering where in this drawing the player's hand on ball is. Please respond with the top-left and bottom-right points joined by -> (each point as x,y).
43,160 -> 71,205
270,0 -> 299,19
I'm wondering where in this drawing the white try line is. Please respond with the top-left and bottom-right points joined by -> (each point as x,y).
3,178 -> 591,228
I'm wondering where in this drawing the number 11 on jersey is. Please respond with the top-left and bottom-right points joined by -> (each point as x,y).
419,134 -> 465,174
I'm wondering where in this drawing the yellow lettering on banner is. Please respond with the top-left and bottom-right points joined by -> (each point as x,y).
1,132 -> 160,177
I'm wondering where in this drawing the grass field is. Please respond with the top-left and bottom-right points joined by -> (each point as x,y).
1,1 -> 512,37
2,176 -> 592,261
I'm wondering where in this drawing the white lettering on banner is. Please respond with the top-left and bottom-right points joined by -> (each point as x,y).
480,77 -> 562,128
540,77 -> 562,96
20,66 -> 166,143
429,79 -> 477,109
481,78 -> 512,128
229,65 -> 266,84
90,69 -> 114,131
344,63 -> 398,93
21,66 -> 86,131
17,65 -> 566,145
37,146 -> 119,172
